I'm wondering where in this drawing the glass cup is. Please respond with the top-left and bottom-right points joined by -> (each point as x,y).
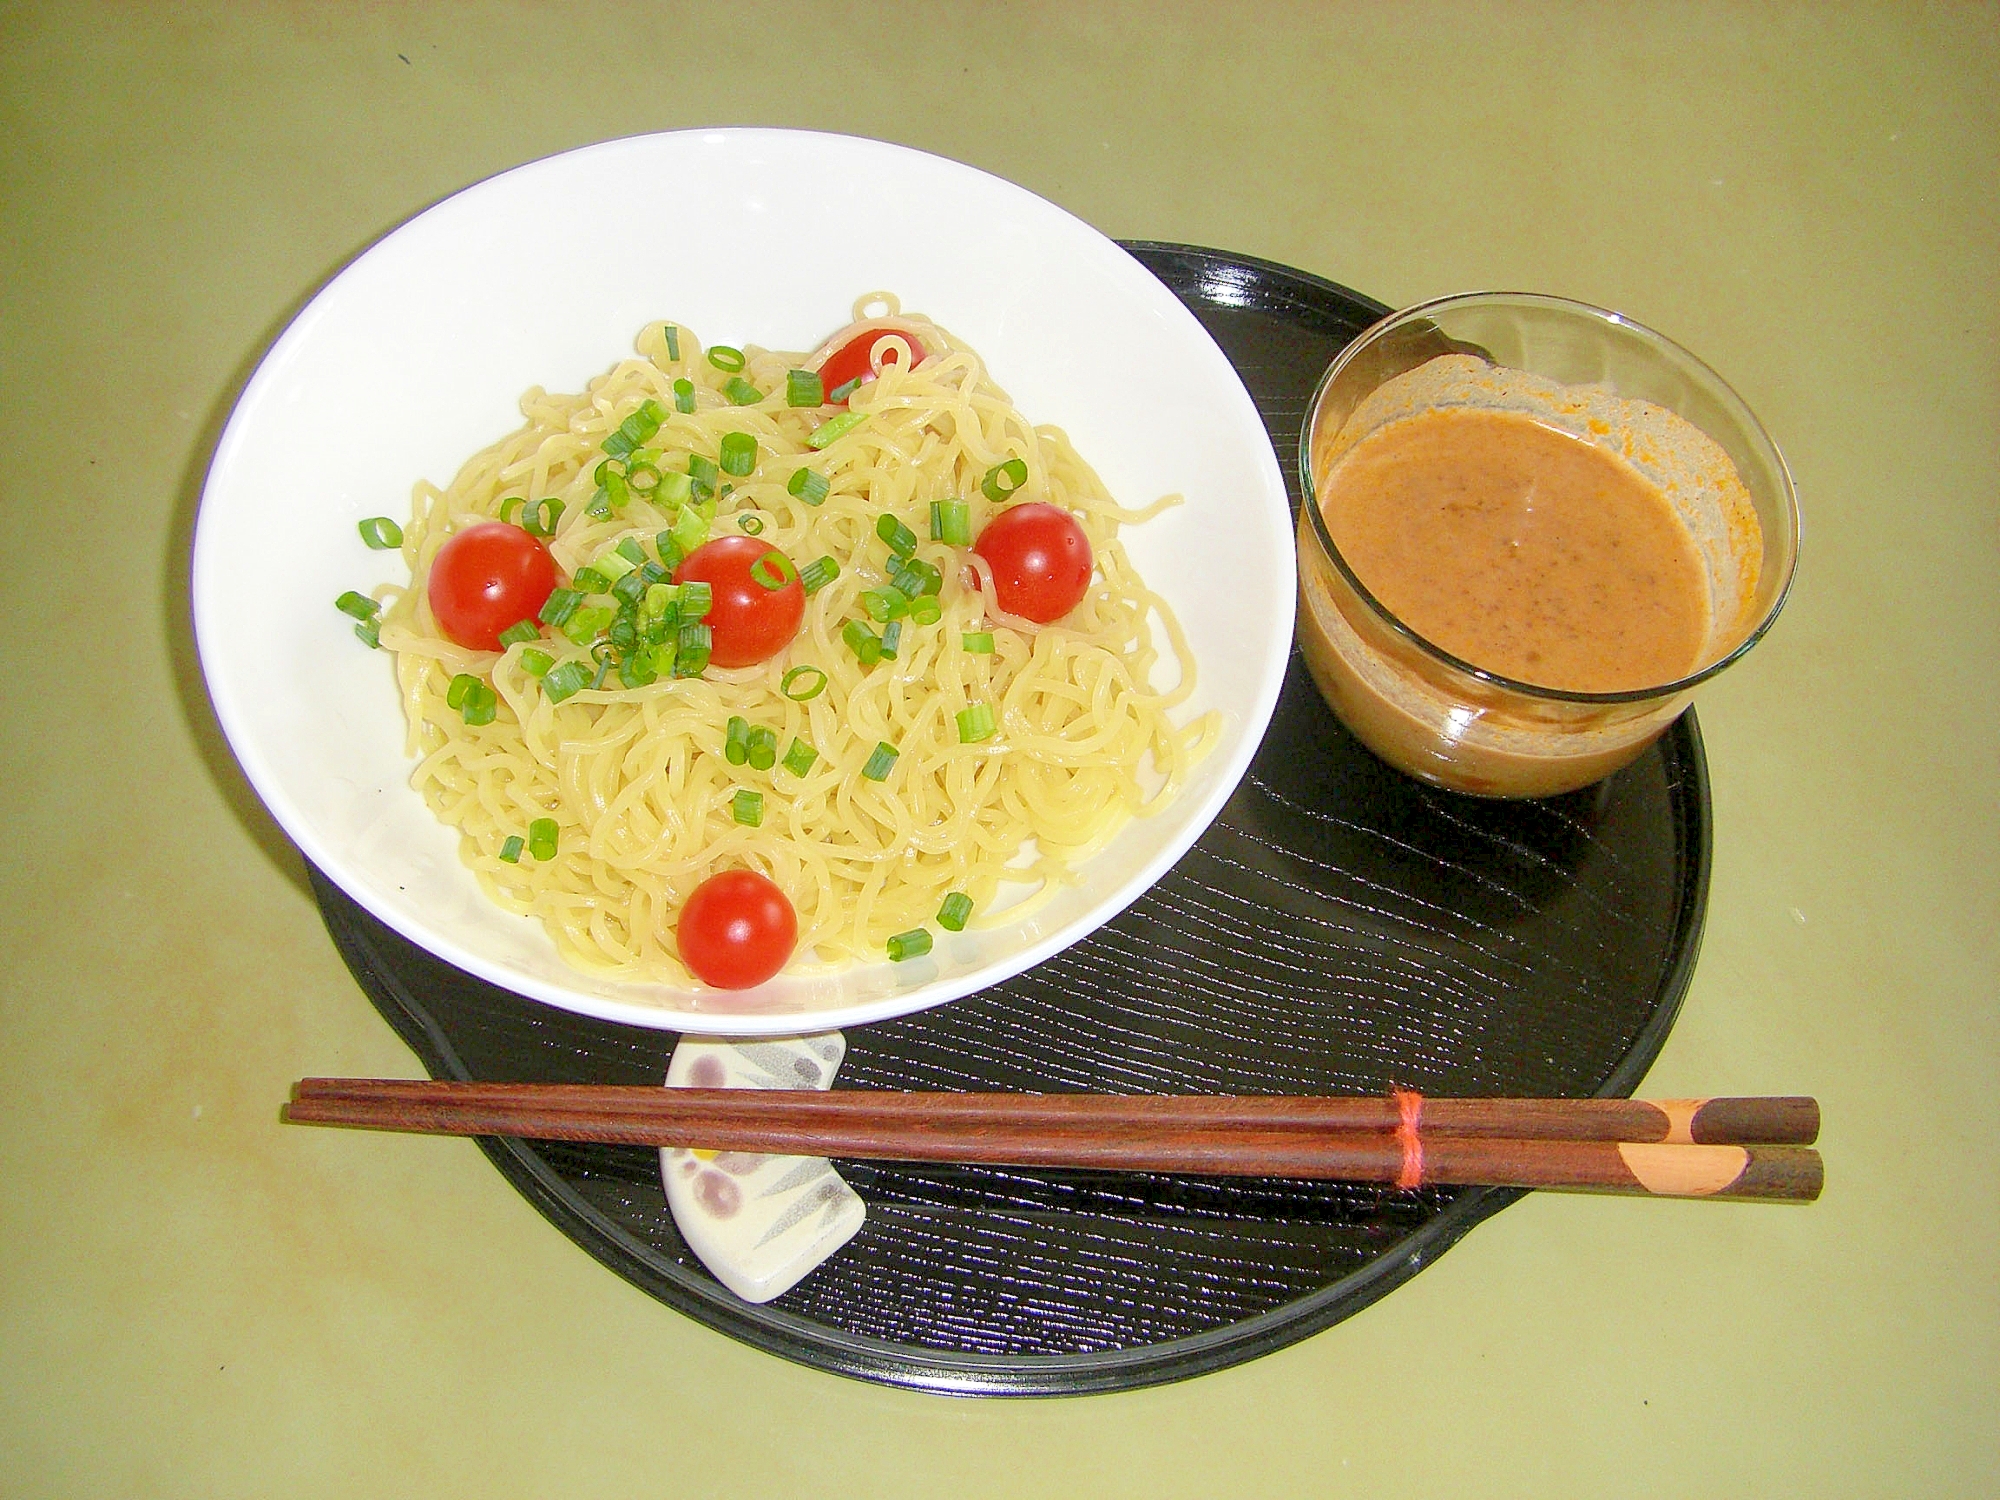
1296,292 -> 1798,798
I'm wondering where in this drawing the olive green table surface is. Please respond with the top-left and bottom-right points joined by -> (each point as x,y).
2,4 -> 1993,1495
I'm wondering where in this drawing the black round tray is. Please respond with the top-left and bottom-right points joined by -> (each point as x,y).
311,243 -> 1712,1397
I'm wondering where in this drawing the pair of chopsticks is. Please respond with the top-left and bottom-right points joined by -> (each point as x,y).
285,1081 -> 1822,1202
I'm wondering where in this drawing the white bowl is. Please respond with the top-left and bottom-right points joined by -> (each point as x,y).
193,129 -> 1294,1035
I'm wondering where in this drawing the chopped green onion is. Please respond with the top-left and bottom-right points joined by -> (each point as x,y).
725,715 -> 751,765
786,368 -> 824,407
688,453 -> 718,487
827,375 -> 863,403
353,617 -> 381,648
606,399 -> 664,456
498,618 -> 540,647
618,649 -> 656,688
861,741 -> 898,781
571,566 -> 612,595
887,928 -> 932,962
614,536 -> 648,568
528,817 -> 559,861
907,595 -> 942,626
499,496 -> 525,523
860,587 -> 907,623
520,497 -> 564,537
722,376 -> 763,406
731,788 -> 764,827
746,724 -> 777,771
675,621 -> 711,676
798,555 -> 839,594
640,639 -> 677,679
981,456 -> 1029,501
780,664 -> 828,702
625,459 -> 662,494
876,512 -> 918,556
932,498 -> 972,546
668,504 -> 709,558
335,590 -> 380,621
738,514 -> 765,536
937,892 -> 973,932
541,659 -> 592,702
520,647 -> 554,678
749,550 -> 794,590
678,580 -> 712,621
655,469 -> 693,507
539,587 -> 582,628
781,737 -> 818,777
962,631 -> 995,654
673,377 -> 697,414
707,345 -> 746,372
842,619 -> 882,666
879,620 -> 903,660
358,516 -> 403,549
663,324 -> 681,361
890,557 -> 942,597
956,703 -> 996,743
447,674 -> 478,710
787,468 -> 830,505
607,610 -> 638,652
464,685 -> 497,726
498,835 -> 525,864
807,411 -> 867,450
610,571 -> 649,608
719,431 -> 758,475
563,604 -> 615,647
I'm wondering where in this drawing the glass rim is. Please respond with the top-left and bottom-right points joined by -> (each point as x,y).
1299,291 -> 1800,707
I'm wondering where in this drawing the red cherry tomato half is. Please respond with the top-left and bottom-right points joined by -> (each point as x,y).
816,324 -> 925,405
427,522 -> 559,651
674,534 -> 807,668
971,503 -> 1094,624
676,869 -> 798,989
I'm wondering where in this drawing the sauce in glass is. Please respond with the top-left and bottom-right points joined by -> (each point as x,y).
1320,406 -> 1709,694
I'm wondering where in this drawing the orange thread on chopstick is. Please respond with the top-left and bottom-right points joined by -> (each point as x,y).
1393,1088 -> 1425,1190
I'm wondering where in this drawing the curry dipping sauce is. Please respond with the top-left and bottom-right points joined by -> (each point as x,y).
1297,351 -> 1767,798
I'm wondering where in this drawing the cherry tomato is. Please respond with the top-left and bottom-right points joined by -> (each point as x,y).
427,521 -> 559,651
816,323 -> 925,405
676,869 -> 797,989
971,503 -> 1094,624
674,534 -> 806,668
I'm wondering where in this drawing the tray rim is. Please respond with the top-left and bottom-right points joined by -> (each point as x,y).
309,241 -> 1714,1396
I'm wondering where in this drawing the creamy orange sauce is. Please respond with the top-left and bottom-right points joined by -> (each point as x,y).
1320,407 -> 1709,693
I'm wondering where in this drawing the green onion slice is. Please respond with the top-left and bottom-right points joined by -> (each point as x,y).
571,566 -> 612,595
528,817 -> 559,861
678,580 -> 712,621
334,590 -> 380,621
498,618 -> 540,647
961,630 -> 995,654
539,587 -> 581,628
981,457 -> 1029,501
663,324 -> 681,361
725,715 -> 751,764
624,459 -> 662,494
860,588 -> 907,623
746,725 -> 777,772
675,621 -> 711,677
358,516 -> 403,549
520,497 -> 564,537
353,618 -> 381,648
807,411 -> 867,450
731,789 -> 764,827
908,594 -> 942,626
956,703 -> 997,743
519,647 -> 554,678
446,673 -> 479,710
786,368 -> 825,407
781,737 -> 818,777
876,512 -> 918,556
798,555 -> 839,594
879,620 -> 903,660
931,498 -> 971,546
886,928 -> 932,962
541,659 -> 592,702
780,664 -> 828,702
722,376 -> 762,406
707,345 -> 746,372
787,467 -> 830,506
498,835 -> 525,864
937,892 -> 973,932
861,741 -> 898,781
673,378 -> 697,414
499,496 -> 525,523
460,682 -> 497,726
842,619 -> 882,667
719,431 -> 758,476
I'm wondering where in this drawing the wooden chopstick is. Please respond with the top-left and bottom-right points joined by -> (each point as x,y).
285,1080 -> 1822,1203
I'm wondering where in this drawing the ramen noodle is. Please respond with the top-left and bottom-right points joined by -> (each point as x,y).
370,295 -> 1216,984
